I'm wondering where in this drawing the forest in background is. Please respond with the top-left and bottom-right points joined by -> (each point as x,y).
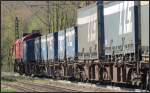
1,1 -> 96,72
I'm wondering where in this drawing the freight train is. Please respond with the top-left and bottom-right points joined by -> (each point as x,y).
13,1 -> 149,89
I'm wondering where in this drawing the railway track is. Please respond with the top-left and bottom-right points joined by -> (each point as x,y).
70,80 -> 149,92
32,76 -> 149,92
1,82 -> 38,92
17,80 -> 144,92
2,81 -> 79,92
16,81 -> 79,92
2,72 -> 149,92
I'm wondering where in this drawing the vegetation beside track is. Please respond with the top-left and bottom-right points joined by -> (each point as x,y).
1,85 -> 16,92
1,88 -> 16,92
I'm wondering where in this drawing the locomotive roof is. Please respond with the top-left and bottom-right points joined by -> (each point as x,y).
15,39 -> 21,44
22,32 -> 41,41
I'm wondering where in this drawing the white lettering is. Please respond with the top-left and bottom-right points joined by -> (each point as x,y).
118,1 -> 134,35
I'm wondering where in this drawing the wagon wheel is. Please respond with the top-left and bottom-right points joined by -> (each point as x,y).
18,64 -> 23,75
75,67 -> 81,81
33,65 -> 37,75
14,62 -> 17,72
35,65 -> 40,75
16,64 -> 20,73
43,66 -> 49,76
20,64 -> 24,75
53,67 -> 60,79
80,70 -> 87,82
18,65 -> 21,74
69,66 -> 76,81
30,64 -> 35,76
28,64 -> 32,76
55,66 -> 63,79
146,71 -> 149,90
103,69 -> 108,80
59,69 -> 63,78
130,71 -> 137,85
47,66 -> 52,77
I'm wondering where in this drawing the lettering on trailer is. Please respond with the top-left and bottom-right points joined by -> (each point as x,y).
119,1 -> 133,35
104,1 -> 134,35
66,30 -> 75,46
58,35 -> 64,51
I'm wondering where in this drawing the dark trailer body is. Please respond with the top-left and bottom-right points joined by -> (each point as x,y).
23,39 -> 36,63
77,2 -> 104,60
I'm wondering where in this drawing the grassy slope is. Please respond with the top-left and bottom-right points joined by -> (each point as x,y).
1,88 -> 16,92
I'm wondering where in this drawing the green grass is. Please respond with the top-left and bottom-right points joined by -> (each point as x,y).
1,87 -> 16,92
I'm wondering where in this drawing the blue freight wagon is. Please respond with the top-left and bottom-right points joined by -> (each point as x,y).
66,27 -> 78,61
53,32 -> 58,61
47,32 -> 58,62
47,33 -> 56,61
23,39 -> 35,63
34,37 -> 41,62
41,35 -> 48,62
58,30 -> 66,61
